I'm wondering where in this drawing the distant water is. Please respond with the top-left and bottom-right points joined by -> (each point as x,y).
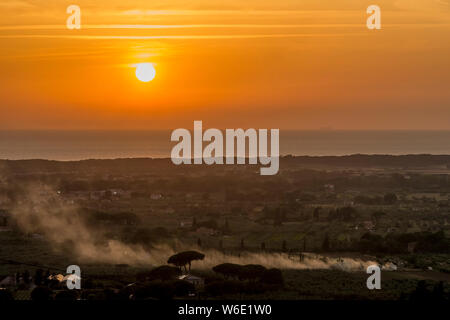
0,130 -> 449,160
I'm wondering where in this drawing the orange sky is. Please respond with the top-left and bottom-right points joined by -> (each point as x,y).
0,0 -> 449,130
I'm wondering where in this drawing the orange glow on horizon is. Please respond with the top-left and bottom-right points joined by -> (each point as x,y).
0,0 -> 449,130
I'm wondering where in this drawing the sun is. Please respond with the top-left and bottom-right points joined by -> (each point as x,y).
135,63 -> 156,82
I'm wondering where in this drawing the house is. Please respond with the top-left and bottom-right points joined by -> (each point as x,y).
247,206 -> 264,220
387,227 -> 398,233
110,189 -> 131,199
150,193 -> 163,200
179,221 -> 192,228
161,207 -> 175,214
381,262 -> 398,271
0,276 -> 16,288
178,274 -> 204,288
361,221 -> 375,231
252,206 -> 264,213
90,190 -> 105,200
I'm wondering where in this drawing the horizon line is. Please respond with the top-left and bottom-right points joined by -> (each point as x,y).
1,129 -> 450,132
2,153 -> 450,163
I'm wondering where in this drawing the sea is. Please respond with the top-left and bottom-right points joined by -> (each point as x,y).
0,130 -> 449,160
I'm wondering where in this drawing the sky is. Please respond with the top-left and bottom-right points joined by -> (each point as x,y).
0,0 -> 449,130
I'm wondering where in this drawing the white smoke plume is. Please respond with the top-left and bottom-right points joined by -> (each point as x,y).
9,183 -> 375,271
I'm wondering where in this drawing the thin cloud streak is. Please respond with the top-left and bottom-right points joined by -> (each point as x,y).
1,23 -> 449,31
119,9 -> 362,16
0,33 -> 366,40
0,24 -> 364,30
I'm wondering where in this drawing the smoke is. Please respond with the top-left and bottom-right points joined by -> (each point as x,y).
9,183 -> 156,264
181,249 -> 376,271
9,183 -> 375,271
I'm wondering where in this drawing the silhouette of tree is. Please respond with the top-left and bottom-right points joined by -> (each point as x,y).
239,264 -> 267,281
167,251 -> 205,272
137,265 -> 181,282
282,240 -> 287,252
212,263 -> 242,279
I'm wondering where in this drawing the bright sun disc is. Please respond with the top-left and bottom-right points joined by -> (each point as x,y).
135,63 -> 156,82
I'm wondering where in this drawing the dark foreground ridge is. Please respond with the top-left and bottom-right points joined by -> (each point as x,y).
1,154 -> 450,174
